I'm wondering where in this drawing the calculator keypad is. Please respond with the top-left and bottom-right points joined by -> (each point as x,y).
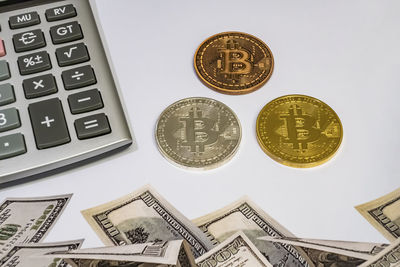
0,60 -> 10,81
23,74 -> 58,99
62,65 -> 96,90
50,21 -> 83,44
0,1 -> 115,163
28,98 -> 70,149
13,29 -> 46,52
75,113 -> 111,140
0,84 -> 15,106
9,12 -> 40,29
0,133 -> 26,160
0,39 -> 6,57
45,4 -> 77,22
56,43 -> 89,67
0,107 -> 21,133
68,89 -> 103,114
17,51 -> 51,75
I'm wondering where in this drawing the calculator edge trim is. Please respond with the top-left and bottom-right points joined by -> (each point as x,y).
0,137 -> 132,184
88,0 -> 137,149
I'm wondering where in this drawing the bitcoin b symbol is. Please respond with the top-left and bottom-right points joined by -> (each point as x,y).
280,105 -> 321,150
180,108 -> 220,152
217,40 -> 252,75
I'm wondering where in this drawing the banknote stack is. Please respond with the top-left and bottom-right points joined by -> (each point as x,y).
1,186 -> 399,267
0,194 -> 84,266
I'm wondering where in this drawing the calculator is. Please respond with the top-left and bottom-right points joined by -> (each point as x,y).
0,0 -> 134,184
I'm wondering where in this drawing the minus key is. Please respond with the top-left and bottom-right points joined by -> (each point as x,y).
68,89 -> 103,114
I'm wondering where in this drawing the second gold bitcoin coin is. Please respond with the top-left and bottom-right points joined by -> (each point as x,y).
256,95 -> 343,168
194,32 -> 274,95
156,97 -> 241,170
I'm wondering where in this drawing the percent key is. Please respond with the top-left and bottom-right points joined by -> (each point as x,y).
17,51 -> 51,75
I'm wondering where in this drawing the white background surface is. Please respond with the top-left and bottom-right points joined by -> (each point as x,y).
1,0 -> 400,247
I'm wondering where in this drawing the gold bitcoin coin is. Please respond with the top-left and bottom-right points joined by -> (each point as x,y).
256,95 -> 343,168
194,32 -> 274,95
156,97 -> 241,170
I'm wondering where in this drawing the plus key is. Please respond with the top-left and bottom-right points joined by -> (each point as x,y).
41,116 -> 55,127
28,98 -> 70,149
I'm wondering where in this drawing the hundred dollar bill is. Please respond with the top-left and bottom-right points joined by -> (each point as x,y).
258,237 -> 389,266
358,238 -> 400,267
356,187 -> 400,242
46,240 -> 196,267
193,197 -> 313,267
0,239 -> 83,267
0,194 -> 72,255
81,185 -> 214,258
258,236 -> 387,260
195,231 -> 272,267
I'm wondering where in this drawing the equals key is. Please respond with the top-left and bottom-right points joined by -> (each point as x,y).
74,113 -> 111,140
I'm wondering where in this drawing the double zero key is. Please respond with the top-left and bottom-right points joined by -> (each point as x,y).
28,98 -> 70,149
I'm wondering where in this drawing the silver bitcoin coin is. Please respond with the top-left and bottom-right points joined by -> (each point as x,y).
155,97 -> 242,170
